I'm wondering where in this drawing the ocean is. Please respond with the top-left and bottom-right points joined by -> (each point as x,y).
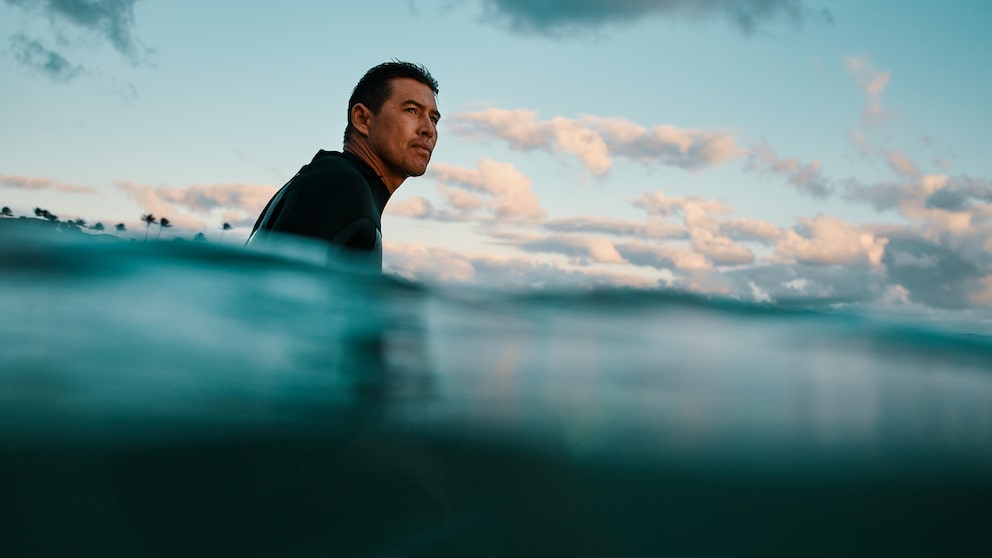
2,229 -> 991,557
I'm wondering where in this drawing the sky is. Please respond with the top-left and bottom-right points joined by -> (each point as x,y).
2,0 -> 992,317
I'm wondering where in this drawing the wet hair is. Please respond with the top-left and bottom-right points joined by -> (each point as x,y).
343,61 -> 439,146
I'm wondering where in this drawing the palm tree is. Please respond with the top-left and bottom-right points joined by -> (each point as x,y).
220,222 -> 232,240
142,214 -> 157,240
115,223 -> 126,236
1,206 -> 12,218
91,222 -> 105,232
33,208 -> 57,222
157,217 -> 172,240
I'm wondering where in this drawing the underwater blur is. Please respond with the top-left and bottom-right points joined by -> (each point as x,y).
2,229 -> 991,557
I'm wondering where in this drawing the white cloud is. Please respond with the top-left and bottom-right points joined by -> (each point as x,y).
429,158 -> 546,222
451,109 -> 742,174
633,191 -> 731,220
383,241 -> 658,289
722,219 -> 783,243
616,239 -> 712,271
387,196 -> 436,218
746,140 -> 831,198
544,216 -> 686,240
886,150 -> 919,178
691,227 -> 754,265
384,242 -> 477,282
117,180 -> 275,231
437,184 -> 485,212
520,234 -> 626,265
0,173 -> 98,194
775,214 -> 888,267
845,54 -> 892,125
633,191 -> 754,265
583,116 -> 743,171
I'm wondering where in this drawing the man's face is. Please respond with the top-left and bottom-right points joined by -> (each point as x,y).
366,77 -> 440,183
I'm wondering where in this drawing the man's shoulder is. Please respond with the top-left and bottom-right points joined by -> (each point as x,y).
301,150 -> 365,180
289,150 -> 371,195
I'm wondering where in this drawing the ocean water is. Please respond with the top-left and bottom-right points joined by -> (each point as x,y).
2,230 -> 991,557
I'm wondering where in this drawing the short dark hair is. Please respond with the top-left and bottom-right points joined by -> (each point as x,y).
343,61 -> 439,146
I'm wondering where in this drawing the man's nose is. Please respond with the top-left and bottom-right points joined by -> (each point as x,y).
419,116 -> 436,138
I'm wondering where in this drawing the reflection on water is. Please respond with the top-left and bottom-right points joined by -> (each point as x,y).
2,230 -> 991,556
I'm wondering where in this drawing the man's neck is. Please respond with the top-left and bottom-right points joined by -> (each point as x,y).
343,144 -> 403,193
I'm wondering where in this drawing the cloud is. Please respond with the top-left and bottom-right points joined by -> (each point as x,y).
633,190 -> 755,265
117,180 -> 276,230
721,219 -> 783,243
881,236 -> 981,309
690,227 -> 755,265
845,54 -> 892,125
477,0 -> 832,36
9,34 -> 82,80
429,158 -> 546,222
722,263 -> 884,305
544,216 -> 686,240
970,276 -> 992,308
437,184 -> 485,212
886,150 -> 919,178
0,173 -> 97,193
846,174 -> 992,244
615,239 -> 712,271
633,191 -> 731,219
843,178 -> 906,212
451,109 -> 741,174
387,196 -> 437,219
4,0 -> 147,63
384,241 -> 658,288
775,214 -> 888,267
924,176 -> 992,212
519,234 -> 627,265
586,116 -> 743,171
746,140 -> 832,198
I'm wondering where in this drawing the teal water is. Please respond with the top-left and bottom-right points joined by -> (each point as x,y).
2,231 -> 991,556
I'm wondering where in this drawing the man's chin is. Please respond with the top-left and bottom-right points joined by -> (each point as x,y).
407,164 -> 429,177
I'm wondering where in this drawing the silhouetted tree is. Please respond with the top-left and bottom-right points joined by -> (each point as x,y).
74,218 -> 87,228
157,217 -> 172,240
1,206 -> 12,218
142,214 -> 157,240
193,232 -> 206,242
220,222 -> 232,240
91,222 -> 105,232
33,208 -> 57,222
115,223 -> 126,236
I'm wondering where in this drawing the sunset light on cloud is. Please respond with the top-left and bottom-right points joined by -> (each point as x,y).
2,0 -> 991,315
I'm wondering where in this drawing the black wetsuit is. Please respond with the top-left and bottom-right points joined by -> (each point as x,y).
248,150 -> 391,269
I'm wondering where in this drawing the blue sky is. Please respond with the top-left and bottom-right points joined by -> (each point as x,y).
2,0 -> 992,314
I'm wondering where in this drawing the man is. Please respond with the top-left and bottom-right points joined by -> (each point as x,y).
248,61 -> 440,270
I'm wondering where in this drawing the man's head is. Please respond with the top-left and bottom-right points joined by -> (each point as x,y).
343,62 -> 440,191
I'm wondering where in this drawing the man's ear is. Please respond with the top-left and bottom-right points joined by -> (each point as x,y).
351,103 -> 372,137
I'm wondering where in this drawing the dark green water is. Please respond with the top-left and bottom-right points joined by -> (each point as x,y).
2,232 -> 991,556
